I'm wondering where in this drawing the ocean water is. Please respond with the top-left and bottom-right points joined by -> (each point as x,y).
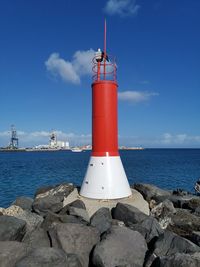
0,149 -> 200,208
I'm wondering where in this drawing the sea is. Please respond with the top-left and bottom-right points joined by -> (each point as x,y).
0,149 -> 200,208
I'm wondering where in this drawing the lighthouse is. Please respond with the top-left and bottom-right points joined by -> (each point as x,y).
80,21 -> 131,199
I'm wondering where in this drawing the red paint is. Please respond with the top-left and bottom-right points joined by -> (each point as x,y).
92,80 -> 119,157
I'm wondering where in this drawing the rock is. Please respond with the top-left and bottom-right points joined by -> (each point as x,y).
92,225 -> 147,267
68,206 -> 90,223
112,203 -> 148,225
68,199 -> 86,210
22,228 -> 50,248
0,205 -> 43,232
184,197 -> 200,212
195,206 -> 200,216
154,230 -> 200,257
0,241 -> 28,267
35,183 -> 74,199
133,183 -> 171,202
49,223 -> 100,267
32,195 -> 63,215
151,200 -> 176,219
167,208 -> 200,237
59,199 -> 86,215
151,252 -> 200,267
41,211 -> 87,230
190,231 -> 200,247
12,197 -> 34,211
128,216 -> 164,244
15,247 -> 80,267
90,208 -> 112,234
167,194 -> 200,209
0,215 -> 26,241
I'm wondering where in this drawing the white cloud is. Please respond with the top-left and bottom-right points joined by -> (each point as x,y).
118,90 -> 158,103
104,0 -> 140,17
45,49 -> 95,85
161,133 -> 196,145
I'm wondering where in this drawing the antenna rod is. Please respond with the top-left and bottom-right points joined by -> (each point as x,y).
104,19 -> 107,59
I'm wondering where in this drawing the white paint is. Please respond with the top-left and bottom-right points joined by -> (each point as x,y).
80,156 -> 132,199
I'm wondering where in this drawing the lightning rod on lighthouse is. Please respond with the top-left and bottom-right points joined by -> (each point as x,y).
80,21 -> 132,199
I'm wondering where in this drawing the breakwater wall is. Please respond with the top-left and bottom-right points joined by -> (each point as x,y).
0,182 -> 200,266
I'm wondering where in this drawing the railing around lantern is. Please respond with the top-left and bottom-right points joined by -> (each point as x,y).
92,54 -> 117,82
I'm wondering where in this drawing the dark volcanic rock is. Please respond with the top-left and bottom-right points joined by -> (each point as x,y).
12,197 -> 34,211
90,207 -> 112,234
68,199 -> 86,210
195,206 -> 200,216
41,211 -> 87,230
184,197 -> 200,211
0,215 -> 26,241
59,200 -> 86,215
190,231 -> 200,247
92,225 -> 147,267
151,199 -> 176,219
112,203 -> 148,225
151,252 -> 200,267
49,223 -> 100,267
154,230 -> 200,257
35,183 -> 74,199
128,216 -> 164,244
133,183 -> 171,202
32,195 -> 63,216
22,228 -> 50,248
167,208 -> 200,237
15,247 -> 80,267
68,207 -> 90,223
0,241 -> 28,267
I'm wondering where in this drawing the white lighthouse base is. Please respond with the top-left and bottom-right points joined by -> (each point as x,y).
80,156 -> 132,199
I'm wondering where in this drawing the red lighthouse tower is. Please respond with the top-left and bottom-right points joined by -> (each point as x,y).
80,21 -> 131,199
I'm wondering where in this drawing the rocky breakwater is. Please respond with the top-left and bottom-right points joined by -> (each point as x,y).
0,182 -> 199,266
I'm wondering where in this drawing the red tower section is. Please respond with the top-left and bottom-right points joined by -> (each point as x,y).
92,68 -> 119,157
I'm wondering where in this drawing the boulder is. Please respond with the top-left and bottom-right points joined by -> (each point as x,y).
12,197 -> 34,211
90,207 -> 112,234
133,183 -> 171,202
190,231 -> 200,247
0,205 -> 43,233
183,197 -> 200,211
151,200 -> 176,219
68,207 -> 90,223
151,252 -> 200,267
68,199 -> 86,210
15,247 -> 81,267
195,206 -> 200,216
22,228 -> 50,248
112,203 -> 148,225
35,183 -> 74,199
59,199 -> 86,215
128,216 -> 164,244
32,195 -> 63,216
0,215 -> 26,241
41,211 -> 87,230
167,208 -> 200,237
49,223 -> 100,267
92,225 -> 147,267
154,230 -> 200,257
0,241 -> 28,267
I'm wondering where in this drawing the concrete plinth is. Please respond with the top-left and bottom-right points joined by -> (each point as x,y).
63,188 -> 149,217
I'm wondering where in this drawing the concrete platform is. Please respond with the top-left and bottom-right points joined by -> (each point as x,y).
63,188 -> 150,217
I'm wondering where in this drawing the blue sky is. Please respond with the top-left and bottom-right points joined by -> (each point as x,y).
0,0 -> 200,148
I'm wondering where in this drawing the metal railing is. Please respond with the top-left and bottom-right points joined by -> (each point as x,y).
92,54 -> 117,82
